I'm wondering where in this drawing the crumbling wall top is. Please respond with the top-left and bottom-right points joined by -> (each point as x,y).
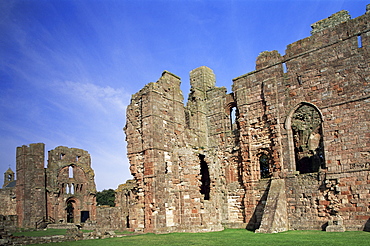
255,50 -> 282,70
311,10 -> 351,35
190,66 -> 216,91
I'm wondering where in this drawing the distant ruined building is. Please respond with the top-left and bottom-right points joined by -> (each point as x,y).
0,144 -> 97,229
0,6 -> 369,233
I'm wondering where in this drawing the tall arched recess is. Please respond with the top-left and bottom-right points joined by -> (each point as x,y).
285,103 -> 325,174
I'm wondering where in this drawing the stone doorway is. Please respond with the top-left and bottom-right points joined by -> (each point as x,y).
80,211 -> 89,223
66,200 -> 75,223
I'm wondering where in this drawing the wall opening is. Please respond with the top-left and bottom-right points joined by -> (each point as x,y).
66,201 -> 75,223
80,211 -> 90,223
230,106 -> 237,126
259,154 -> 270,179
199,154 -> 210,200
291,104 -> 325,174
69,166 -> 73,178
358,35 -> 362,48
126,215 -> 130,228
283,62 -> 288,73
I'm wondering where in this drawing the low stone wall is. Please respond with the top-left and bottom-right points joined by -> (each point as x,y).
96,206 -> 126,230
0,215 -> 17,233
1,228 -> 128,245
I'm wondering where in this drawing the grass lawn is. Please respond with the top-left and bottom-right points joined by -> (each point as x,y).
29,229 -> 369,246
13,229 -> 94,237
13,229 -> 67,237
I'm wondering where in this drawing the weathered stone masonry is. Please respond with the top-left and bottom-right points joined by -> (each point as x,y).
123,8 -> 369,233
1,144 -> 97,229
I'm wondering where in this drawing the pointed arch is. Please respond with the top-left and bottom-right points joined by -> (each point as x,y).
285,102 -> 325,173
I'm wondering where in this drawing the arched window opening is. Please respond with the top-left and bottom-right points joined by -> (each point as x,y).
259,154 -> 270,179
283,62 -> 288,73
358,35 -> 362,48
126,216 -> 130,228
291,104 -> 325,174
66,201 -> 75,223
229,105 -> 239,131
71,183 -> 75,194
7,174 -> 12,181
199,154 -> 210,200
69,166 -> 73,178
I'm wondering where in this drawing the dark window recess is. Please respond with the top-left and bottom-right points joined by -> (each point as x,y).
199,154 -> 210,200
80,211 -> 90,223
259,154 -> 270,179
126,216 -> 130,228
297,74 -> 302,85
66,201 -> 74,223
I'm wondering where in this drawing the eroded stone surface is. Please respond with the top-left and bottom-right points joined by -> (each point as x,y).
121,8 -> 370,233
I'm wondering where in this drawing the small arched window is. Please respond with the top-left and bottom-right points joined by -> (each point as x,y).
259,154 -> 270,179
69,166 -> 73,178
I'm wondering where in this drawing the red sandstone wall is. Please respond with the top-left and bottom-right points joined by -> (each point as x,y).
232,10 -> 369,230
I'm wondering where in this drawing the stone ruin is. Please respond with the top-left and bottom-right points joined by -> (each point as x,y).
120,7 -> 370,233
0,6 -> 369,237
0,144 -> 97,229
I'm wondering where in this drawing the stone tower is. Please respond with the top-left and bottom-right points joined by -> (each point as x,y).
15,143 -> 46,228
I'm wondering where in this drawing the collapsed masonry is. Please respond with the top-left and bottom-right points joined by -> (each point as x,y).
120,8 -> 370,233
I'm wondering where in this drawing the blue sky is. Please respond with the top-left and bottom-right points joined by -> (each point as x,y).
0,0 -> 367,191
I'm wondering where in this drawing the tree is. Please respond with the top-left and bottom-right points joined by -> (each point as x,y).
96,189 -> 115,207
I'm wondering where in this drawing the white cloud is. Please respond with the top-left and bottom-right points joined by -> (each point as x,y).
53,80 -> 129,114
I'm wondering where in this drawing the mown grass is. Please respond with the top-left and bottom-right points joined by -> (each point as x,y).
13,229 -> 93,237
29,229 -> 369,246
13,229 -> 67,237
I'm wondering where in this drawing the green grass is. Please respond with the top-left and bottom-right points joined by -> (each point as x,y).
114,230 -> 135,235
13,229 -> 67,237
30,229 -> 369,246
13,229 -> 94,237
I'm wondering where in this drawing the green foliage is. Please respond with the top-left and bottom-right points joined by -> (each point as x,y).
96,189 -> 115,207
32,229 -> 370,246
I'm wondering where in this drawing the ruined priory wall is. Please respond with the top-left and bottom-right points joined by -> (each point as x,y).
0,188 -> 16,215
95,206 -> 123,230
233,10 -> 369,230
46,146 -> 97,223
283,12 -> 369,230
125,69 -> 231,233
